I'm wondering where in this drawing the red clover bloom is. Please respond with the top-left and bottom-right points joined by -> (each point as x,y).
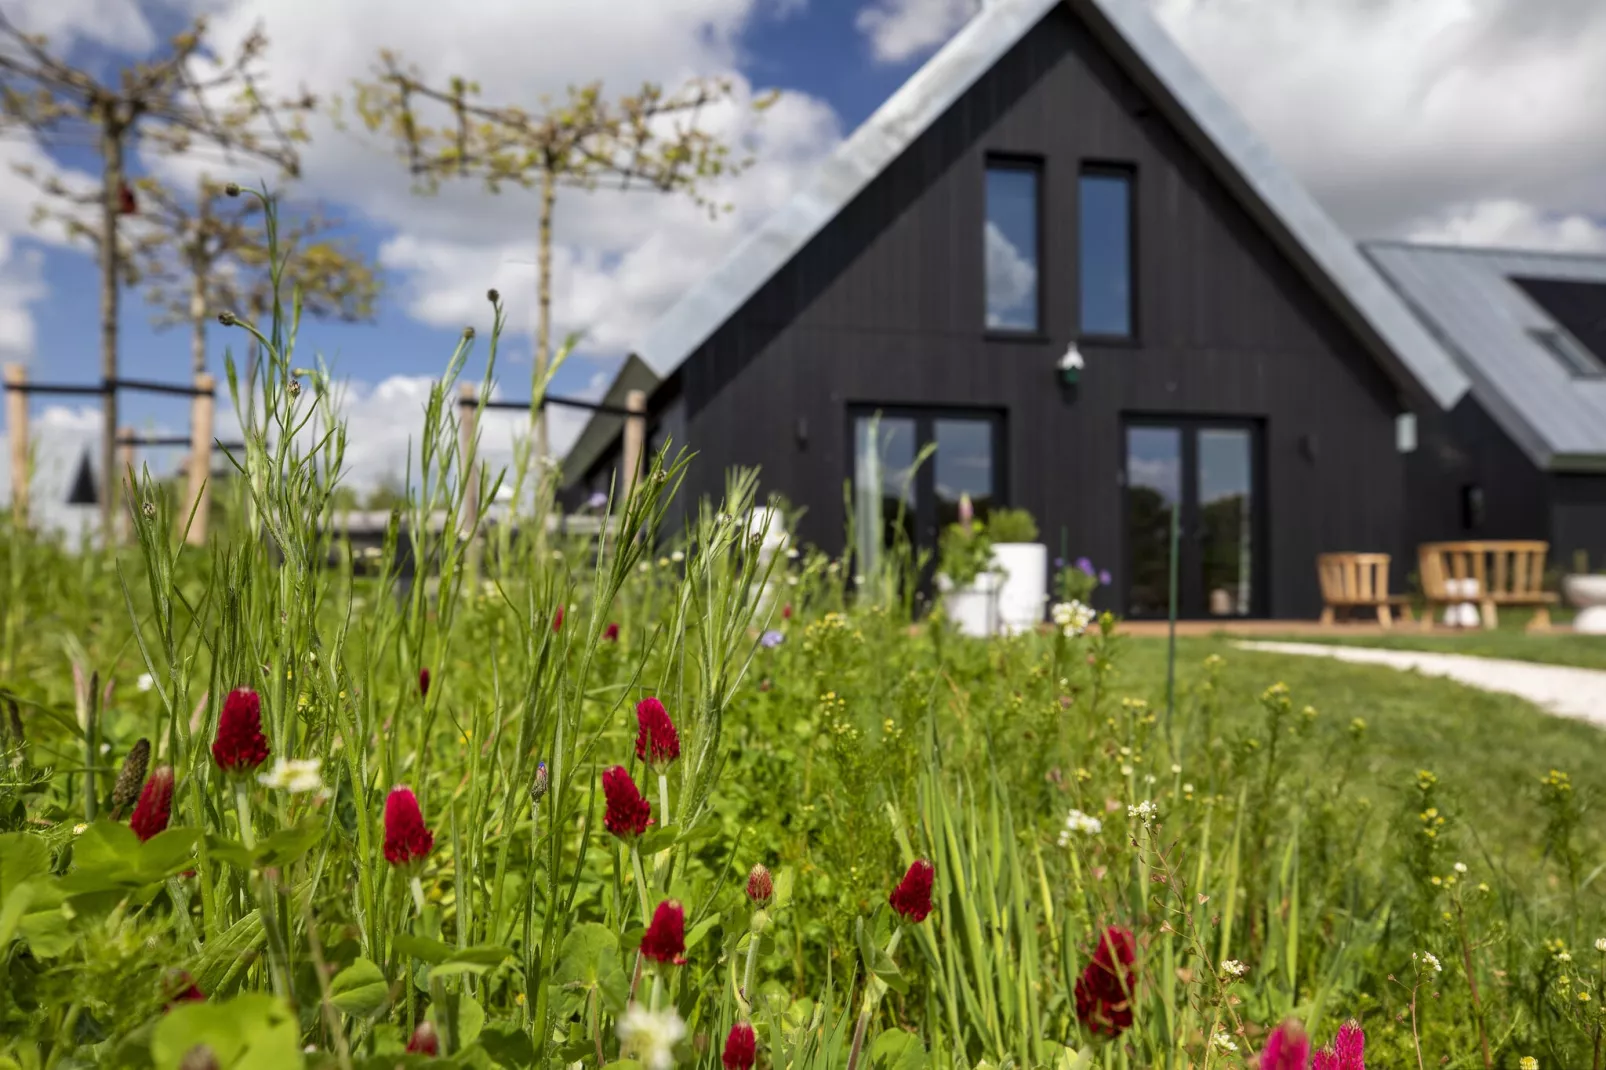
129,766 -> 174,842
1260,1020 -> 1311,1070
889,859 -> 934,922
641,899 -> 687,965
1312,1020 -> 1366,1070
418,668 -> 430,698
602,765 -> 652,840
746,863 -> 773,907
635,697 -> 680,768
604,622 -> 620,642
163,970 -> 206,1011
722,1021 -> 757,1070
406,1021 -> 440,1055
211,688 -> 269,774
553,606 -> 564,632
1074,927 -> 1136,1038
383,786 -> 434,866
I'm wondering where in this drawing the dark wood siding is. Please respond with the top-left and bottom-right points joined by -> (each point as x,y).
1552,476 -> 1606,574
640,3 -> 1418,617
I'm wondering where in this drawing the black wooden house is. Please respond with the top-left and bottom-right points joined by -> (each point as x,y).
564,0 -> 1606,619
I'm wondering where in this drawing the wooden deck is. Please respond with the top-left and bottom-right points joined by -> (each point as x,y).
1113,619 -> 1576,638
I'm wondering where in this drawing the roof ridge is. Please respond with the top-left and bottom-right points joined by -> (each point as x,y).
1363,237 -> 1606,264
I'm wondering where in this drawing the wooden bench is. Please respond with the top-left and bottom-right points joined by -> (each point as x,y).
1317,553 -> 1415,627
1417,540 -> 1557,631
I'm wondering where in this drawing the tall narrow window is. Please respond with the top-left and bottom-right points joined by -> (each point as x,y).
984,161 -> 1040,332
1079,167 -> 1134,338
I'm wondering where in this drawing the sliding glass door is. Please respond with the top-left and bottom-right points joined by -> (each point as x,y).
1123,419 -> 1261,618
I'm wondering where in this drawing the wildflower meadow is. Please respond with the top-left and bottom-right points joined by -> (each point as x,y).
5,201 -> 1606,1070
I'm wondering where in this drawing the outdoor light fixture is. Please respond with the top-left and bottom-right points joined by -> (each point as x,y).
1057,341 -> 1085,386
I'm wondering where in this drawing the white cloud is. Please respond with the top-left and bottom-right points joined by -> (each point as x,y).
138,0 -> 841,374
0,236 -> 47,359
856,0 -> 979,64
982,221 -> 1035,328
1406,199 -> 1606,253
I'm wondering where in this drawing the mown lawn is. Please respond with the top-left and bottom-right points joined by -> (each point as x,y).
1268,625 -> 1606,671
1115,636 -> 1606,866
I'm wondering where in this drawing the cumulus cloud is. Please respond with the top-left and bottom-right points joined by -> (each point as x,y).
1406,199 -> 1606,254
982,222 -> 1035,329
856,0 -> 979,64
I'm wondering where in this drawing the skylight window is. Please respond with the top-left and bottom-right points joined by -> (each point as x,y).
1531,327 -> 1606,379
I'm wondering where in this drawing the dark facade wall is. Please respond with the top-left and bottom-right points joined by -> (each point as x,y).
654,4 -> 1413,618
1551,475 -> 1606,574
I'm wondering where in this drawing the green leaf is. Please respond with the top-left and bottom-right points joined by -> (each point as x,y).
252,820 -> 323,869
203,834 -> 255,869
456,993 -> 485,1048
478,1024 -> 534,1068
772,865 -> 795,911
328,958 -> 390,1018
673,821 -> 719,847
152,993 -> 304,1069
869,1029 -> 926,1070
0,832 -> 49,899
428,944 -> 513,980
136,827 -> 199,883
393,932 -> 453,964
685,913 -> 720,952
555,923 -> 628,1012
72,821 -> 141,878
0,881 -> 36,948
635,828 -> 676,856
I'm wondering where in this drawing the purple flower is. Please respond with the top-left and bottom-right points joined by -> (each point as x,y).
760,629 -> 785,648
1053,557 -> 1066,569
585,491 -> 608,510
1098,569 -> 1112,586
1075,557 -> 1095,577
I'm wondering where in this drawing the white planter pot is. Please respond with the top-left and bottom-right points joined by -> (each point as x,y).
1442,577 -> 1481,628
992,542 -> 1048,636
937,571 -> 1003,638
1563,574 -> 1606,635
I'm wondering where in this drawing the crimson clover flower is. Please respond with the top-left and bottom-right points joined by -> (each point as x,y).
1312,1020 -> 1366,1070
641,899 -> 687,964
418,668 -> 430,698
1074,926 -> 1136,1038
552,606 -> 564,632
746,863 -> 773,907
211,688 -> 269,774
1260,1020 -> 1311,1070
129,766 -> 174,842
383,786 -> 434,867
162,970 -> 206,1011
602,765 -> 652,840
604,622 -> 620,642
889,859 -> 934,922
406,1021 -> 440,1055
781,604 -> 792,620
635,697 -> 680,768
722,1021 -> 757,1070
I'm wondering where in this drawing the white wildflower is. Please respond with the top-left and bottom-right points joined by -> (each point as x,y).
1183,783 -> 1195,794
786,547 -> 800,559
1170,763 -> 1182,774
1050,600 -> 1094,637
1557,950 -> 1573,963
1414,950 -> 1442,974
670,550 -> 685,563
1453,861 -> 1467,874
1221,959 -> 1247,977
1058,809 -> 1102,844
1596,938 -> 1606,953
72,823 -> 88,836
1212,1032 -> 1238,1053
1120,764 -> 1134,776
137,672 -> 155,693
257,757 -> 324,794
617,1004 -> 685,1070
1128,800 -> 1157,823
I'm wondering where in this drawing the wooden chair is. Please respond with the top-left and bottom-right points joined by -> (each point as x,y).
1417,541 -> 1557,631
1316,553 -> 1415,627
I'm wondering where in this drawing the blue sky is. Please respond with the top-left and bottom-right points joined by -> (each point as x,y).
4,0 -> 1606,529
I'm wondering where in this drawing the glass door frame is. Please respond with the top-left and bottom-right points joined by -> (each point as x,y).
1120,415 -> 1267,620
846,404 -> 1008,568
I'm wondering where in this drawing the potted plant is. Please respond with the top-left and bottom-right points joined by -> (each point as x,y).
1562,550 -> 1606,634
987,507 -> 1047,635
935,495 -> 1000,638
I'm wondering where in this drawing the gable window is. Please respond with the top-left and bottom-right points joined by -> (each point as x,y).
984,160 -> 1040,333
1530,327 -> 1606,379
1079,166 -> 1134,339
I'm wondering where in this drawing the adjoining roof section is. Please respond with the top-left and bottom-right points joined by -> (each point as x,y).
627,0 -> 1471,410
562,354 -> 662,482
1073,0 -> 1469,411
1363,241 -> 1606,472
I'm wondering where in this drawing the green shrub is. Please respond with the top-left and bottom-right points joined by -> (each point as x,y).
986,507 -> 1039,544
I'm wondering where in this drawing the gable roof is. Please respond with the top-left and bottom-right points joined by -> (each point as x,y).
566,0 -> 1472,477
1364,241 -> 1606,472
562,354 -> 662,480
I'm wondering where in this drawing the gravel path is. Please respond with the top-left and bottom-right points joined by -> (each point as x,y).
1233,641 -> 1606,729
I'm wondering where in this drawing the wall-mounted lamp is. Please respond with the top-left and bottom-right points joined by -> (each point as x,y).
1057,341 -> 1085,386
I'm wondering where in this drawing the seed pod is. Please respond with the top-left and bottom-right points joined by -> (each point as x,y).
530,761 -> 550,804
110,738 -> 151,818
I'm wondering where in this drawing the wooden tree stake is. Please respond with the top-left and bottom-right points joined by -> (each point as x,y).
621,389 -> 647,503
185,373 -> 215,545
4,364 -> 27,526
459,383 -> 480,537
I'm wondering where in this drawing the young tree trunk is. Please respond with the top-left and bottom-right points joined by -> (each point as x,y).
533,165 -> 555,469
189,197 -> 211,376
98,117 -> 125,539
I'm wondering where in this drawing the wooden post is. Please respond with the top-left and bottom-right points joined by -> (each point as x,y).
458,383 -> 480,536
116,427 -> 136,543
185,373 -> 216,546
620,389 -> 647,502
4,364 -> 27,526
